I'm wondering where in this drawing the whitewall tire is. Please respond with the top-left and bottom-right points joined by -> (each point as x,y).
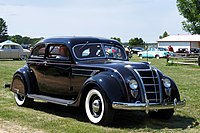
12,74 -> 33,107
85,88 -> 114,125
14,93 -> 26,106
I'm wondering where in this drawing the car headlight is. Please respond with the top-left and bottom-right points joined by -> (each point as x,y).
128,79 -> 138,98
129,79 -> 138,90
163,78 -> 171,88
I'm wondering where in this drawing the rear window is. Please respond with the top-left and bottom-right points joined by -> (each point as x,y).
31,44 -> 45,58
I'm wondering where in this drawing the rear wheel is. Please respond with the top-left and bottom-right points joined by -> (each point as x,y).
12,74 -> 33,107
155,55 -> 160,59
14,93 -> 33,107
85,88 -> 114,125
148,109 -> 174,120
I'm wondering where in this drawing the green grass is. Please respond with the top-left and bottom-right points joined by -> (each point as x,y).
0,57 -> 200,133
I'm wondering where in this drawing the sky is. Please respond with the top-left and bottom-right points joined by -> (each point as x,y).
0,0 -> 188,42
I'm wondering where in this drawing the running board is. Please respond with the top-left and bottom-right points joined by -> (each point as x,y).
27,94 -> 75,106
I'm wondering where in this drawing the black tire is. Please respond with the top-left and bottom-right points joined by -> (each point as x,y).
139,54 -> 143,59
12,74 -> 33,107
155,55 -> 160,59
20,55 -> 27,60
14,93 -> 33,107
148,109 -> 174,120
85,88 -> 114,125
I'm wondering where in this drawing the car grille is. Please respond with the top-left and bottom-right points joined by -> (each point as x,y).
135,69 -> 162,103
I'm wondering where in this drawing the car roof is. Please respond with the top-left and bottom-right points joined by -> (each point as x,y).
0,43 -> 21,46
37,36 -> 121,48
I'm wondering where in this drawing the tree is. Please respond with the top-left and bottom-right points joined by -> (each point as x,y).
128,37 -> 145,47
159,31 -> 169,39
8,35 -> 43,46
0,18 -> 8,42
111,37 -> 121,43
30,37 -> 44,46
177,0 -> 200,34
8,35 -> 23,44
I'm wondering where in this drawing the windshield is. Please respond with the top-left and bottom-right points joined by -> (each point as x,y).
157,47 -> 167,51
73,43 -> 126,60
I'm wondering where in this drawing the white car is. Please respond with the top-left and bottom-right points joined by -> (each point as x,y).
138,47 -> 173,59
0,40 -> 30,60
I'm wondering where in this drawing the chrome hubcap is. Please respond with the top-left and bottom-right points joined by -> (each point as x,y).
92,99 -> 100,113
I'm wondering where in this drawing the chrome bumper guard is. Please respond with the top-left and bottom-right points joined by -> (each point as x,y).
112,98 -> 186,113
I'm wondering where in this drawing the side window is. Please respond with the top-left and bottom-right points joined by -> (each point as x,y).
149,48 -> 154,51
105,45 -> 123,59
82,48 -> 90,57
2,45 -> 10,49
31,44 -> 45,58
47,44 -> 70,60
11,45 -> 20,49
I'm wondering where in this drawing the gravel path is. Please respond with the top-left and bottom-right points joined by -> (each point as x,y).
0,119 -> 44,133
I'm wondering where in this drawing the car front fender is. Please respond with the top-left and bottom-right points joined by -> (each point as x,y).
81,72 -> 127,104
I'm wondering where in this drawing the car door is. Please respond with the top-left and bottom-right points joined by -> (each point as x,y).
10,45 -> 21,59
1,45 -> 11,58
146,48 -> 155,57
27,43 -> 46,93
43,44 -> 71,97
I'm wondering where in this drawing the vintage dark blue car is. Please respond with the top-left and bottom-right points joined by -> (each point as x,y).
11,36 -> 185,125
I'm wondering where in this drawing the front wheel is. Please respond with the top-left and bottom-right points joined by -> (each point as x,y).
85,88 -> 114,125
139,54 -> 143,59
148,109 -> 174,120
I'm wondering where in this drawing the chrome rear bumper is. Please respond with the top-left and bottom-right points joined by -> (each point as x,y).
112,98 -> 186,113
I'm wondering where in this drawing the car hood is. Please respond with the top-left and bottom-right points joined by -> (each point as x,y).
77,59 -> 150,70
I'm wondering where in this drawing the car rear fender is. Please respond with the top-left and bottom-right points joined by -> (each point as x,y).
11,65 -> 32,95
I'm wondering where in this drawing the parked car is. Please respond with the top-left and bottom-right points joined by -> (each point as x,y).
130,47 -> 144,54
176,48 -> 189,53
0,40 -> 30,60
10,37 -> 185,125
125,47 -> 132,59
190,48 -> 200,53
138,47 -> 173,59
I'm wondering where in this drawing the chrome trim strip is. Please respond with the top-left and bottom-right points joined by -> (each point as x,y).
72,68 -> 97,72
153,68 -> 163,103
72,68 -> 100,76
28,94 -> 74,106
112,98 -> 186,112
134,68 -> 162,103
71,73 -> 91,77
133,69 -> 148,102
151,69 -> 158,102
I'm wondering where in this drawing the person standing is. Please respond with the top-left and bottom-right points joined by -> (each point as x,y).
168,45 -> 174,52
